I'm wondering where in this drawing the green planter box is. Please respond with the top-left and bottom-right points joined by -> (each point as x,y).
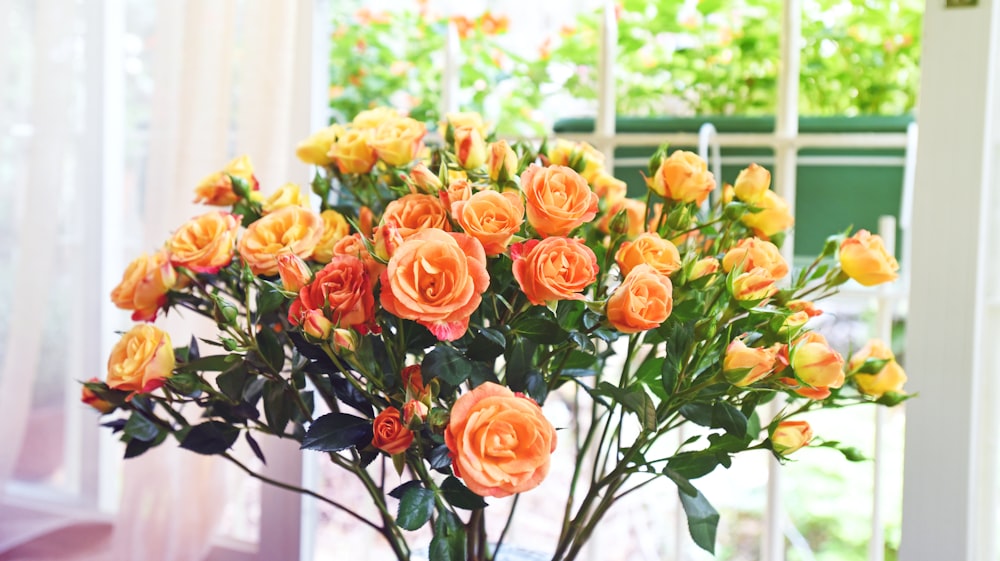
553,115 -> 914,260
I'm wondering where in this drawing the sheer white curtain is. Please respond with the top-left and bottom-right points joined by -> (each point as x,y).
0,1 -> 317,559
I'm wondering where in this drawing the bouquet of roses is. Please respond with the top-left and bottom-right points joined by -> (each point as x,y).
82,106 -> 908,561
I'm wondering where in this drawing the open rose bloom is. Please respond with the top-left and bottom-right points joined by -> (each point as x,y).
88,108 -> 909,561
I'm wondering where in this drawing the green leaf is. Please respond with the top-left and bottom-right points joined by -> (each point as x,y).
666,452 -> 721,480
396,485 -> 435,530
245,431 -> 266,465
256,281 -> 287,316
180,421 -> 240,455
124,430 -> 167,458
430,511 -> 466,561
677,480 -> 720,554
635,356 -> 666,386
300,413 -> 373,452
256,327 -> 285,373
440,476 -> 488,510
466,328 -> 506,362
263,380 -> 291,434
679,402 -> 714,427
123,412 -> 161,442
217,362 -> 250,401
509,307 -> 569,345
422,345 -> 473,386
854,357 -> 892,375
175,353 -> 240,373
388,480 -> 423,500
711,402 -> 748,438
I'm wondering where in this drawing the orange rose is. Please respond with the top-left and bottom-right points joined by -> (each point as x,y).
193,155 -> 259,206
445,382 -> 557,498
288,255 -> 377,334
370,117 -> 426,166
592,172 -> 628,205
371,407 -> 413,455
731,267 -> 778,301
380,229 -> 490,341
81,379 -> 115,414
111,251 -> 177,322
167,211 -> 240,274
848,339 -> 907,398
511,237 -> 598,306
106,324 -> 175,394
721,237 -> 789,279
546,139 -> 605,183
238,206 -> 325,276
741,190 -> 795,238
381,193 -> 451,239
606,264 -> 673,333
329,128 -> 377,174
615,233 -> 681,277
771,420 -> 812,456
440,178 -> 473,208
724,339 -> 778,386
261,183 -> 311,214
486,139 -> 518,182
839,230 -> 899,286
599,198 -> 647,238
650,150 -> 716,205
276,252 -> 313,292
790,331 -> 845,392
521,164 -> 599,237
690,256 -> 720,281
312,209 -> 351,263
733,163 -> 771,204
452,190 -> 525,256
332,233 -> 384,285
454,126 -> 487,169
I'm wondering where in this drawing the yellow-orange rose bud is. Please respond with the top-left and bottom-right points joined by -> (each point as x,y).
106,324 -> 175,394
352,107 -> 401,129
445,111 -> 489,137
402,399 -> 429,427
615,233 -> 681,277
724,339 -> 778,386
452,190 -> 525,256
295,124 -> 344,166
301,309 -> 333,340
81,379 -> 115,414
329,128 -> 377,174
381,193 -> 451,239
848,339 -> 907,398
839,230 -> 899,287
372,407 -> 414,455
276,252 -> 313,292
788,299 -> 822,318
771,420 -> 812,456
371,117 -> 426,166
111,251 -> 177,322
690,257 -> 720,281
791,331 -> 845,391
722,237 -> 789,279
650,150 -> 716,205
373,221 -> 404,261
547,139 -> 605,183
733,163 -> 771,204
731,267 -> 778,301
408,163 -> 443,193
445,382 -> 557,498
312,209 -> 351,264
454,126 -> 487,169
592,172 -> 628,205
238,206 -> 325,276
261,183 -> 311,214
521,164 -> 599,237
332,327 -> 358,352
167,211 -> 241,274
193,155 -> 259,206
487,139 -> 518,182
741,190 -> 795,239
607,264 -> 674,333
780,311 -> 810,334
599,198 -> 646,238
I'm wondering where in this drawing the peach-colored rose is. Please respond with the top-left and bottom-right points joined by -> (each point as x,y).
296,124 -> 345,166
650,150 -> 716,205
440,178 -> 472,208
615,233 -> 681,277
380,229 -> 490,341
486,139 -> 518,182
741,190 -> 795,238
312,209 -> 351,264
454,126 -> 487,169
111,251 -> 177,322
106,324 -> 175,394
839,230 -> 899,287
445,382 -> 557,498
238,206 -> 325,276
724,339 -> 778,386
546,139 -> 605,183
690,257 -> 720,281
511,237 -> 599,306
381,193 -> 451,239
731,267 -> 778,301
599,198 -> 646,238
371,117 -> 426,166
276,252 -> 313,292
371,407 -> 413,455
848,339 -> 907,398
733,163 -> 771,204
790,331 -> 845,391
167,211 -> 241,274
452,190 -> 525,256
81,379 -> 115,414
193,155 -> 259,206
521,164 -> 599,237
288,255 -> 377,334
721,237 -> 789,279
332,233 -> 384,285
771,420 -> 812,456
607,264 -> 673,333
592,172 -> 628,204
329,128 -> 377,174
261,183 -> 311,214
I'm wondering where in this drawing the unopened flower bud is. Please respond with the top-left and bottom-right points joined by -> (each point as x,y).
302,309 -> 333,340
690,257 -> 720,281
409,163 -> 443,193
402,399 -> 429,428
373,221 -> 404,262
454,126 -> 487,169
81,379 -> 115,414
332,328 -> 358,352
487,139 -> 518,182
771,420 -> 812,456
733,163 -> 771,204
276,253 -> 312,293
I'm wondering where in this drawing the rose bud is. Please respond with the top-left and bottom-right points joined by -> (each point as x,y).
839,230 -> 899,286
408,163 -> 443,193
790,331 -> 845,392
724,339 -> 777,386
331,328 -> 358,353
454,126 -> 487,169
402,399 -> 429,427
771,420 -> 812,456
276,252 -> 313,293
486,139 -> 518,182
689,257 -> 720,281
302,309 -> 334,341
848,339 -> 907,398
81,379 -> 115,414
733,163 -> 771,204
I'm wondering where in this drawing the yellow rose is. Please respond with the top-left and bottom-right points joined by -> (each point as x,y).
329,128 -> 377,174
839,230 -> 899,286
352,107 -> 401,129
445,111 -> 489,137
238,206 -> 325,275
771,420 -> 812,456
295,124 -> 344,166
547,139 -> 605,183
167,211 -> 241,274
733,163 -> 771,204
848,339 -> 907,398
193,155 -> 258,206
741,190 -> 795,238
110,251 -> 177,322
650,150 -> 715,205
261,183 -> 311,214
370,117 -> 426,166
106,324 -> 175,394
312,209 -> 351,263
